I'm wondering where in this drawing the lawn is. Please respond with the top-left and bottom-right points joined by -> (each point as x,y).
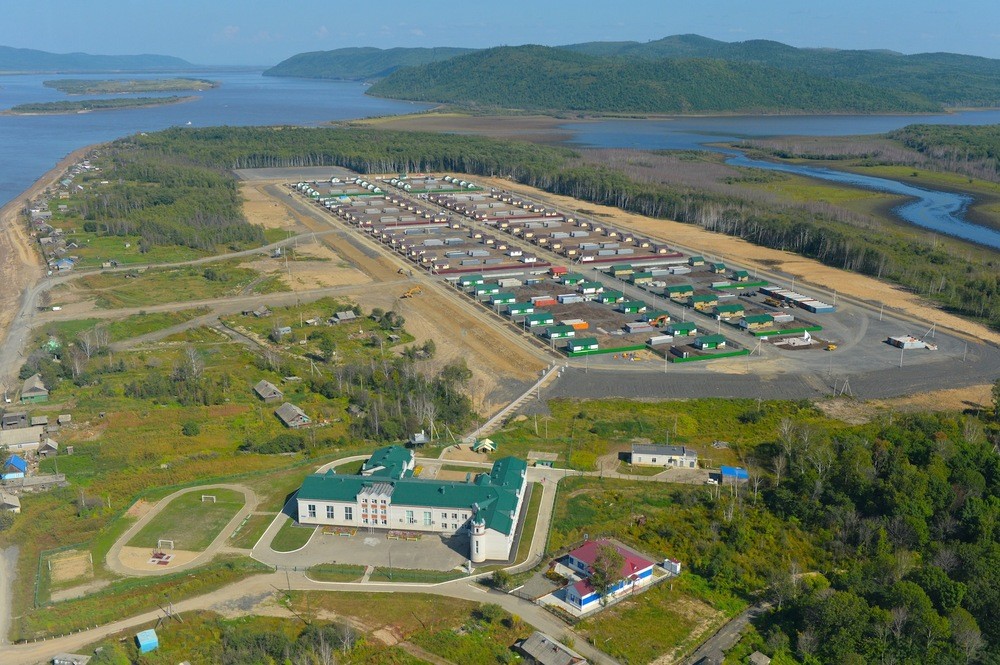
128,488 -> 245,551
307,563 -> 367,582
411,604 -> 530,665
616,461 -> 666,476
271,518 -> 315,552
576,578 -> 727,665
368,567 -> 467,583
289,590 -> 479,638
229,513 -> 273,549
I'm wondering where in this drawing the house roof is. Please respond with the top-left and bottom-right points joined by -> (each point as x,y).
0,426 -> 44,448
632,444 -> 696,458
253,380 -> 282,399
0,492 -> 20,510
518,631 -> 588,665
668,322 -> 696,332
715,304 -> 745,313
689,294 -> 718,302
274,402 -> 309,425
696,334 -> 727,345
21,374 -> 47,397
4,455 -> 28,473
569,539 -> 655,584
299,456 -> 525,535
666,284 -> 694,292
363,445 -> 414,479
721,465 -> 750,479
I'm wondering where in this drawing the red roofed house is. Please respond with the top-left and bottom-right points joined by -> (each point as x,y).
564,539 -> 655,610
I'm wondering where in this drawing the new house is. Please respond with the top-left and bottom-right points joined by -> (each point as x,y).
564,539 -> 655,611
629,444 -> 698,469
296,446 -> 527,563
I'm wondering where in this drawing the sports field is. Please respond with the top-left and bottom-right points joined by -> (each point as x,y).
127,488 -> 245,552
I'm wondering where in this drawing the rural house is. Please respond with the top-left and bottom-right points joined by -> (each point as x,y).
515,631 -> 588,664
0,491 -> 20,514
2,454 -> 28,481
563,539 -> 656,611
20,374 -> 48,403
274,403 -> 311,429
253,380 -> 283,404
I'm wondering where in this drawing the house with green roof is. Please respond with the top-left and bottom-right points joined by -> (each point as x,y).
524,311 -> 555,327
688,294 -> 719,311
710,262 -> 727,274
458,274 -> 485,287
630,271 -> 655,285
507,302 -> 534,316
740,314 -> 775,330
666,321 -> 698,336
731,269 -> 751,282
609,264 -> 634,277
665,284 -> 694,299
598,289 -> 625,304
694,334 -> 727,350
618,301 -> 647,314
562,273 -> 586,285
688,256 -> 705,266
545,325 -> 576,339
296,446 -> 528,563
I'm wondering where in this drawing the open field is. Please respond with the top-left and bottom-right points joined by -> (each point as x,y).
127,488 -> 245,551
38,307 -> 210,345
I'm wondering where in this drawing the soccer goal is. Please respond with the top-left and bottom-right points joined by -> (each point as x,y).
201,495 -> 217,503
157,539 -> 175,551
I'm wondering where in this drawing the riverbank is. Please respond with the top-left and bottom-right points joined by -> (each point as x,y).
0,145 -> 85,384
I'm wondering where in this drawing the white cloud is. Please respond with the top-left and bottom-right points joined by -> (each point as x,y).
315,25 -> 329,39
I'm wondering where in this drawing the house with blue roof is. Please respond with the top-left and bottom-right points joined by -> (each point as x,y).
296,445 -> 528,563
2,454 -> 28,480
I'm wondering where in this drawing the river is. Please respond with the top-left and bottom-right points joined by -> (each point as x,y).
0,69 -> 430,207
561,113 -> 1000,250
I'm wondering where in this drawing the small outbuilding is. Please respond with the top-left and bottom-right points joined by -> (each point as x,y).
665,284 -> 694,299
694,334 -> 727,350
473,438 -> 497,453
740,314 -> 774,331
714,304 -> 745,319
629,444 -> 698,469
567,338 -> 599,353
720,466 -> 750,483
748,652 -> 772,665
688,255 -> 705,266
516,631 -> 589,664
253,380 -> 284,404
2,455 -> 27,481
666,321 -> 697,337
135,628 -> 159,653
0,491 -> 20,514
51,654 -> 91,665
274,403 -> 311,429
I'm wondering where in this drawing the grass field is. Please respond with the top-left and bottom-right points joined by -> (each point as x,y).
576,578 -> 728,664
616,461 -> 666,476
70,263 -> 268,309
229,513 -> 273,549
39,308 -> 210,347
128,488 -> 245,551
290,590 -> 479,638
368,567 -> 467,583
271,518 -> 315,552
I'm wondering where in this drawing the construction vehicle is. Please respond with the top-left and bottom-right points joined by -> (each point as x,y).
825,344 -> 837,351
764,297 -> 782,307
400,286 -> 422,299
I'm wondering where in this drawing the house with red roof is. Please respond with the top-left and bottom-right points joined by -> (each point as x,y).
563,539 -> 655,610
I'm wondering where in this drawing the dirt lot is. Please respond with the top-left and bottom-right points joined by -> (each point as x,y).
240,238 -> 371,292
117,545 -> 200,572
49,550 -> 94,584
477,176 -> 1000,346
241,183 -> 299,230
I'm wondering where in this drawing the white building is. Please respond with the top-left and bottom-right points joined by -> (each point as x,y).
629,443 -> 697,469
296,446 -> 527,563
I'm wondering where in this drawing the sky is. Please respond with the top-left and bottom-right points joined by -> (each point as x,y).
2,0 -> 999,66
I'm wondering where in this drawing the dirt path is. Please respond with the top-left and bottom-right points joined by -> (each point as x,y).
0,545 -> 18,646
478,176 -> 1000,345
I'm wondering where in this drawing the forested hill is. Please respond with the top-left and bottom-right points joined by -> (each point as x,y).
0,45 -> 192,72
366,45 -> 940,114
561,34 -> 1000,107
262,46 -> 475,80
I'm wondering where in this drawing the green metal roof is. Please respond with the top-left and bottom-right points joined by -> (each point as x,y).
600,289 -> 624,299
666,284 -> 694,293
733,270 -> 750,277
569,338 -> 599,349
563,273 -> 586,282
611,264 -> 633,272
695,334 -> 727,345
631,271 -> 654,280
459,274 -> 484,284
668,322 -> 697,332
546,325 -> 575,335
689,294 -> 718,302
363,446 -> 413,479
743,314 -> 774,324
298,455 -> 526,535
715,304 -> 745,313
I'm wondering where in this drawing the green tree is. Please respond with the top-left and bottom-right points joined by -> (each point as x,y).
591,542 -> 625,604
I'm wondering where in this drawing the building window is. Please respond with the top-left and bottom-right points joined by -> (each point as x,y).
651,458 -> 657,463
307,504 -> 316,519
452,513 -> 458,519
406,510 -> 414,524
475,540 -> 480,554
381,519 -> 387,525
442,512 -> 448,520
345,507 -> 353,521
452,523 -> 458,530
326,506 -> 334,519
424,511 -> 432,526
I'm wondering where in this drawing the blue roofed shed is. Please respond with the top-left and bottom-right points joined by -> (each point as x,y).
720,466 -> 749,482
135,629 -> 159,653
2,454 -> 27,480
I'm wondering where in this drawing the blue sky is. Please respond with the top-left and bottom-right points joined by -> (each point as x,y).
1,0 -> 997,65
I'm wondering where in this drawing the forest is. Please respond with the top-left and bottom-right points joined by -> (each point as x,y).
263,46 -> 475,80
126,126 -> 1000,329
6,96 -> 192,114
367,46 -> 939,114
77,144 -> 263,252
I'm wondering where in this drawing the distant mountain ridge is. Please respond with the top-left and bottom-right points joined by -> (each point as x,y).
266,35 -> 1000,112
0,45 -> 193,72
367,45 -> 939,115
263,47 -> 475,80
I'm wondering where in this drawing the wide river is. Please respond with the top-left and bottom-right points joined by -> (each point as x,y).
2,69 -> 1000,247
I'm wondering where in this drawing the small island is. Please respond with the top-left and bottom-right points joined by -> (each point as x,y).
43,77 -> 218,95
5,95 -> 196,115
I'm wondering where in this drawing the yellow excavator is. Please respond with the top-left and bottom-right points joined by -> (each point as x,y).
400,286 -> 422,299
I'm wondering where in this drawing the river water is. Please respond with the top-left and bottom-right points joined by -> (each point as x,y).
0,69 -> 430,207
562,113 -> 1000,250
2,70 -> 1000,247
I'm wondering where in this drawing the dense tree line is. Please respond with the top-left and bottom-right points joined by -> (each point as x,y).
367,46 -> 939,114
8,96 -> 189,114
263,46 -> 475,80
78,148 -> 263,252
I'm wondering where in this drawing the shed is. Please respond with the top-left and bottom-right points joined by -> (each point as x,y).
666,322 -> 697,337
0,491 -> 20,514
2,412 -> 28,430
720,466 -> 749,482
525,312 -> 555,327
597,290 -> 624,304
39,439 -> 58,457
561,273 -> 586,285
630,271 -> 654,284
274,403 -> 311,429
516,631 -> 589,664
507,302 -> 534,316
688,294 -> 718,311
710,262 -> 727,274
748,651 -> 772,665
135,628 -> 159,653
688,255 -> 705,266
741,314 -> 774,330
57,414 -> 72,426
253,380 -> 284,404
694,334 -> 727,350
577,281 -> 604,295
609,264 -> 634,277
52,654 -> 91,665
617,301 -> 647,314
491,292 -> 517,305
20,374 -> 48,403
458,274 -> 485,287
545,325 -> 576,339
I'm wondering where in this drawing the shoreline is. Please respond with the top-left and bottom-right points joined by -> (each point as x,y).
3,95 -> 198,116
0,143 -> 95,383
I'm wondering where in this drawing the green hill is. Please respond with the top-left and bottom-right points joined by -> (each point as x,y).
0,45 -> 192,72
367,45 -> 940,114
561,35 -> 1000,107
263,46 -> 476,81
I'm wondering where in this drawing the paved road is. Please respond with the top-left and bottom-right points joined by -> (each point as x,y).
106,484 -> 258,577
